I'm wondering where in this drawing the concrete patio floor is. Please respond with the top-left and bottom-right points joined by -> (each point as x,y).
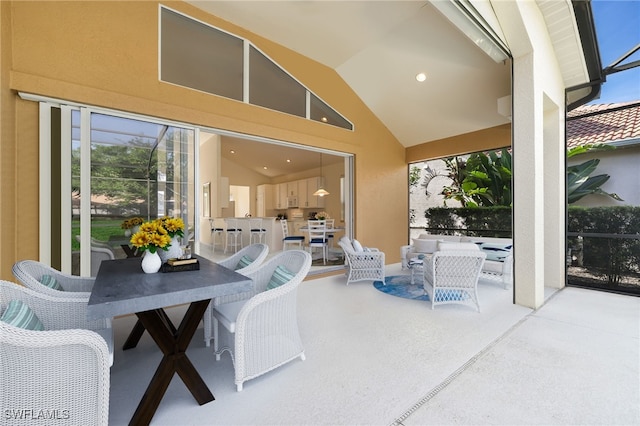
107,260 -> 639,425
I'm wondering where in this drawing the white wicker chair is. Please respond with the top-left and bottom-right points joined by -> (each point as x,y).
423,250 -> 486,312
202,243 -> 269,347
211,250 -> 311,391
0,281 -> 111,425
0,280 -> 111,423
337,237 -> 385,285
12,260 -> 95,299
91,246 -> 115,277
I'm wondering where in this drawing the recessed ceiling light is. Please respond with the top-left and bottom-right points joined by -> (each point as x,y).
263,166 -> 268,170
416,72 -> 427,82
286,159 -> 291,163
230,150 -> 236,154
321,117 -> 328,122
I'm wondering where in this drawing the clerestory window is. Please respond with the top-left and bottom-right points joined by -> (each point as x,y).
159,6 -> 353,131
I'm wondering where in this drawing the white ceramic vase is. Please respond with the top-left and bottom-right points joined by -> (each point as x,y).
141,251 -> 162,274
124,229 -> 131,237
159,236 -> 183,263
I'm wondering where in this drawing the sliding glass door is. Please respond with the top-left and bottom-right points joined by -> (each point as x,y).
39,103 -> 195,276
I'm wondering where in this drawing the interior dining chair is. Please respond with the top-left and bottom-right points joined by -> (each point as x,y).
281,219 -> 305,250
325,218 -> 336,247
307,220 -> 329,265
224,218 -> 243,254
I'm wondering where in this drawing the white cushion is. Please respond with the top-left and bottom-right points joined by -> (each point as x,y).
339,236 -> 353,250
412,238 -> 439,254
417,233 -> 462,242
437,242 -> 480,251
482,260 -> 504,274
95,327 -> 114,367
212,300 -> 246,333
477,242 -> 512,262
352,239 -> 364,252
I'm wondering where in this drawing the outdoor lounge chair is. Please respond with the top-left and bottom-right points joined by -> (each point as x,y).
337,236 -> 385,285
423,250 -> 486,311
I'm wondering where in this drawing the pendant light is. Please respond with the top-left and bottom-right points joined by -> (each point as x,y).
313,153 -> 330,197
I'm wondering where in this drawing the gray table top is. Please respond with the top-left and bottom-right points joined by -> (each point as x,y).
86,255 -> 253,321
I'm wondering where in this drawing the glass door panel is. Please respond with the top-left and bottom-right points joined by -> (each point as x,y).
71,112 -> 194,276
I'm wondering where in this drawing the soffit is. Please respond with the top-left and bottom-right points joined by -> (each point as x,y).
536,0 -> 590,88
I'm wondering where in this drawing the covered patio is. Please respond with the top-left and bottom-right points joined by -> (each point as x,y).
106,261 -> 639,425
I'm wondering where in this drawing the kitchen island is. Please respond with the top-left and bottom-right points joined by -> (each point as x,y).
209,217 -> 284,252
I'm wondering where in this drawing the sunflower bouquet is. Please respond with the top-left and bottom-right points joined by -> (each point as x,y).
130,220 -> 172,254
156,217 -> 185,238
121,216 -> 144,230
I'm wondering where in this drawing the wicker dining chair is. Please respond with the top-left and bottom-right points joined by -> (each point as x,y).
211,250 -> 311,391
202,243 -> 269,347
12,259 -> 95,299
0,280 -> 111,425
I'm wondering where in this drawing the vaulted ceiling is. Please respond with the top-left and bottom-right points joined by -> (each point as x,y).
187,1 -> 512,150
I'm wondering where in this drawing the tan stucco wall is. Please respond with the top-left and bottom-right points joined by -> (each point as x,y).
1,1 -> 410,280
406,124 -> 511,163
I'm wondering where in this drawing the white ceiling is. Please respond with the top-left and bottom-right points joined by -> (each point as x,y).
186,1 -> 515,177
187,1 -> 512,148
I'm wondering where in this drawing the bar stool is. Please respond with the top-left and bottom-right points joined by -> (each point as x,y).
224,218 -> 243,254
210,218 -> 225,252
249,218 -> 267,244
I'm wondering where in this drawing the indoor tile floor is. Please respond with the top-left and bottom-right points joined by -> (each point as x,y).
106,256 -> 640,425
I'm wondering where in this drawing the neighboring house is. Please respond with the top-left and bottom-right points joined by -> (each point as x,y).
567,101 -> 640,206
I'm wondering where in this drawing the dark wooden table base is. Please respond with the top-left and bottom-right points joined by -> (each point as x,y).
129,300 -> 214,426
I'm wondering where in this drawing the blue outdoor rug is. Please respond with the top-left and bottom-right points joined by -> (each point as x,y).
373,275 -> 470,302
373,275 -> 430,301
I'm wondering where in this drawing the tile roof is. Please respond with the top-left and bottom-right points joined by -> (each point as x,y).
567,101 -> 640,148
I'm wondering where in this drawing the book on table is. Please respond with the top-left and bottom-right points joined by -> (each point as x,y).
167,258 -> 198,266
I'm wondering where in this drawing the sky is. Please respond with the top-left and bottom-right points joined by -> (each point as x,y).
589,0 -> 640,104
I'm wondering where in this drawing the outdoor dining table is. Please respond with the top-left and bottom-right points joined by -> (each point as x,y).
108,235 -> 142,258
86,255 -> 253,426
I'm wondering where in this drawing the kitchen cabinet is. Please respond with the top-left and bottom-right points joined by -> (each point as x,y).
257,184 -> 273,216
273,177 -> 324,209
301,177 -> 326,208
287,181 -> 299,197
276,183 -> 288,209
297,179 -> 308,207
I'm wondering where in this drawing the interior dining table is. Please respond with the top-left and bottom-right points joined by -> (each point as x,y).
86,255 -> 253,426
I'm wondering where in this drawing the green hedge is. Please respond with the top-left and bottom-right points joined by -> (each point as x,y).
423,205 -> 640,287
568,206 -> 640,285
424,206 -> 512,238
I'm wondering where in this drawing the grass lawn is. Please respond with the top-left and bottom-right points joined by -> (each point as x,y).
71,218 -> 127,251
